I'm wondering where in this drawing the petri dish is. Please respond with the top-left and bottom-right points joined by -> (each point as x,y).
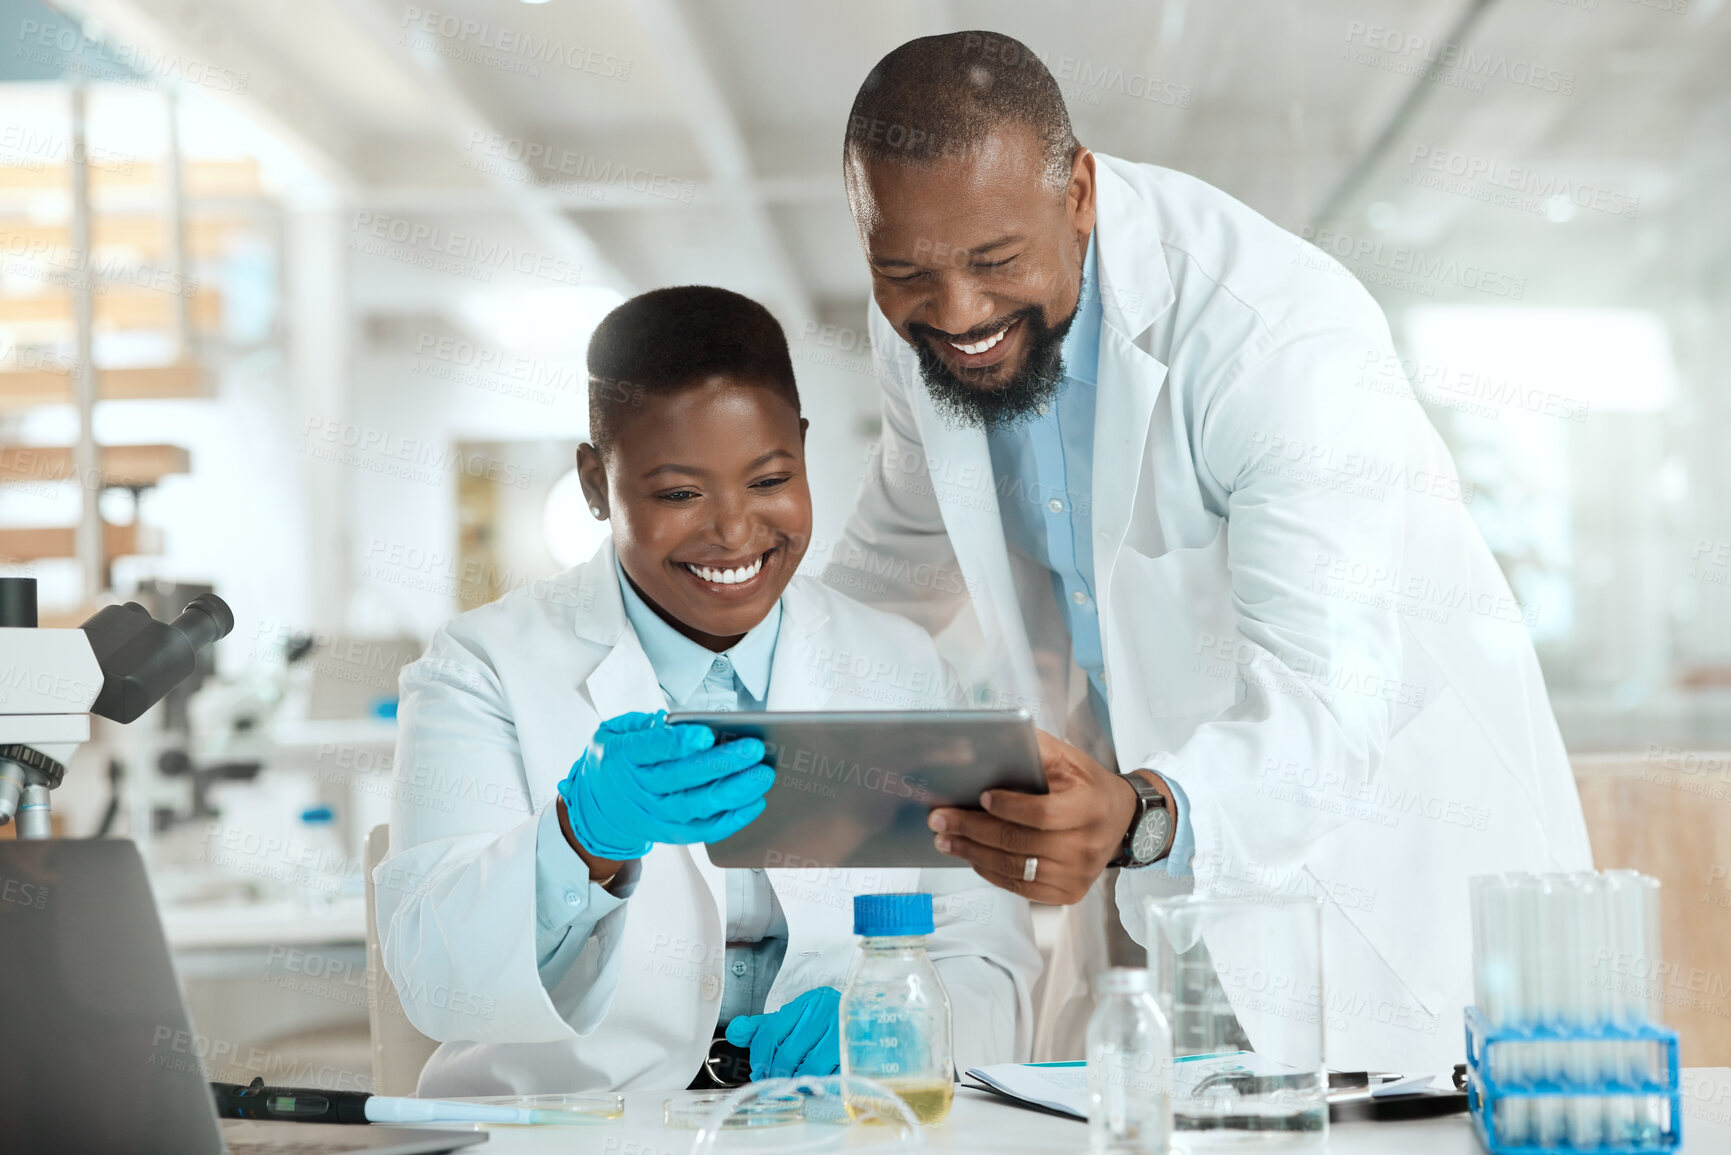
449,1092 -> 625,1123
664,1090 -> 805,1129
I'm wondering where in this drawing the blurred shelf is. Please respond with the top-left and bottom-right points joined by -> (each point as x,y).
0,361 -> 206,406
271,716 -> 398,752
159,894 -> 367,951
0,288 -> 222,328
0,443 -> 190,487
0,520 -> 161,560
0,158 -> 260,196
0,216 -> 253,260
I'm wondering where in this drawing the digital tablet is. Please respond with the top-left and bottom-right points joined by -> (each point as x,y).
664,709 -> 1046,869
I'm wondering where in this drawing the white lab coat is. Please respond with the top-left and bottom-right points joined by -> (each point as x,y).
374,543 -> 1041,1095
826,154 -> 1592,1070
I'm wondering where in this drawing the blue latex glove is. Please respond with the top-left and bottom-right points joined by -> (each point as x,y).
557,710 -> 773,861
724,986 -> 842,1080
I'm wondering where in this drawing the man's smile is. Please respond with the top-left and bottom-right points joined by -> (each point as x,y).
925,316 -> 1025,375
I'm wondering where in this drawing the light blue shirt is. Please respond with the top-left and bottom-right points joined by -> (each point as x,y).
985,232 -> 1194,878
532,559 -> 788,1022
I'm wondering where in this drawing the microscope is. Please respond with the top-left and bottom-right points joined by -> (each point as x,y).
0,575 -> 232,839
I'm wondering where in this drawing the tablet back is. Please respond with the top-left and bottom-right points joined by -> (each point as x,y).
671,709 -> 1045,869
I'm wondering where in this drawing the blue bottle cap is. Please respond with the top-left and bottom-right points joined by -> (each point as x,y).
854,892 -> 934,937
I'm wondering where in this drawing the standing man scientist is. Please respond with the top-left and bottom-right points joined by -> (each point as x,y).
825,31 -> 1592,1069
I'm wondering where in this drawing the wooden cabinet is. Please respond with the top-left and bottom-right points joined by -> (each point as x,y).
1574,751 -> 1731,1065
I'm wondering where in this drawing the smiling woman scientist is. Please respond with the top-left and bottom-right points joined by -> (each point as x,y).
372,287 -> 1039,1095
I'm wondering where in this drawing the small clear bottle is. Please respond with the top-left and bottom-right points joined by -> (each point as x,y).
1087,967 -> 1173,1155
839,893 -> 954,1124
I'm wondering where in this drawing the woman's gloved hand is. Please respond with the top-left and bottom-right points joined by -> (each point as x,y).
557,710 -> 773,861
724,986 -> 842,1080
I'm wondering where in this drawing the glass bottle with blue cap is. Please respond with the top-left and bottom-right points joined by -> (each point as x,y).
839,892 -> 954,1124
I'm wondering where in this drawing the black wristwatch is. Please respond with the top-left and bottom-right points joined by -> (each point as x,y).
1111,773 -> 1174,868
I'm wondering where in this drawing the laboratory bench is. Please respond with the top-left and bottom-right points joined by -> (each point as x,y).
393,1069 -> 1731,1154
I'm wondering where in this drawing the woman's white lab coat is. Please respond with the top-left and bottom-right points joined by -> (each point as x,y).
373,543 -> 1041,1095
826,153 -> 1593,1070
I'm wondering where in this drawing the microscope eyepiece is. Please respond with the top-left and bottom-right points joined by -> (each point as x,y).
0,576 -> 37,628
170,593 -> 234,652
82,593 -> 235,724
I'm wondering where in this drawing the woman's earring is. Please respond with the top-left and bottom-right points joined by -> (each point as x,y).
590,506 -> 605,519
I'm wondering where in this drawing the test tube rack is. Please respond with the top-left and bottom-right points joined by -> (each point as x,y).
1464,1006 -> 1681,1155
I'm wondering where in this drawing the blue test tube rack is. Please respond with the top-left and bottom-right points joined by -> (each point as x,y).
1464,1006 -> 1681,1155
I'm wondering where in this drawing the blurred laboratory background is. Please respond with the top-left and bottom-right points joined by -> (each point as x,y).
2,0 -> 1729,1083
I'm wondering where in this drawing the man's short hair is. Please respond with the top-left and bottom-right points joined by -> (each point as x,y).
843,31 -> 1076,192
586,285 -> 800,449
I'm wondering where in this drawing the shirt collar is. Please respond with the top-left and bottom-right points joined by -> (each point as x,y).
1060,230 -> 1103,386
614,554 -> 781,704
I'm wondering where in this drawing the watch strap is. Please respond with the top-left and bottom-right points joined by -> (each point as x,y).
1112,773 -> 1171,868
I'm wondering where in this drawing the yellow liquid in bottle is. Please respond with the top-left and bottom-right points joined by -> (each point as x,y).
845,1078 -> 955,1125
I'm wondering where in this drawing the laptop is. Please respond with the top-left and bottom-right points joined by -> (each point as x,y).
0,838 -> 485,1155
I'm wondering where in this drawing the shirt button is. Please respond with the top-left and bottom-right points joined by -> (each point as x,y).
712,657 -> 729,673
699,973 -> 722,1000
731,961 -> 748,977
1071,590 -> 1089,606
751,867 -> 764,874
562,889 -> 582,906
1047,498 -> 1064,514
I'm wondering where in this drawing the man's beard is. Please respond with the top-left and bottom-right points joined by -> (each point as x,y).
907,284 -> 1080,432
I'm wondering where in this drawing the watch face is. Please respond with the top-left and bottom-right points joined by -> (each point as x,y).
1132,808 -> 1171,863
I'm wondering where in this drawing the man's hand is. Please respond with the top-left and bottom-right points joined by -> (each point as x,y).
928,730 -> 1161,904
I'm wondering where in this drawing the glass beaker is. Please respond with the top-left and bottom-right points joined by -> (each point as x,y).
1145,894 -> 1327,1148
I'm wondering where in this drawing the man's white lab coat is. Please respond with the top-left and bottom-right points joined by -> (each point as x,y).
374,544 -> 1041,1094
825,154 -> 1592,1070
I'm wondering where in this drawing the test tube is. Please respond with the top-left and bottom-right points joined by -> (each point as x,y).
1495,874 -> 1534,1146
1528,875 -> 1567,1148
1469,875 -> 1491,1014
1600,870 -> 1639,1146
1470,878 -> 1513,1097
1562,874 -> 1605,1149
1636,873 -> 1668,1143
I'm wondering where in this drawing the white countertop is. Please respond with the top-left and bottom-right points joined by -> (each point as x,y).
417,1070 -> 1731,1154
